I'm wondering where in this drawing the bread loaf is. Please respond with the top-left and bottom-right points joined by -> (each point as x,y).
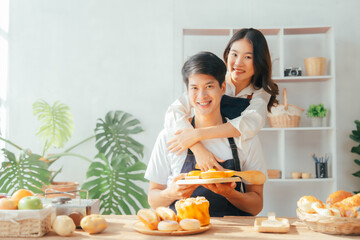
155,207 -> 177,221
175,196 -> 210,226
326,190 -> 353,206
137,209 -> 160,230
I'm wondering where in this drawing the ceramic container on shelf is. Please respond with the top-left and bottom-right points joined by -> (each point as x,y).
310,117 -> 324,127
304,57 -> 326,76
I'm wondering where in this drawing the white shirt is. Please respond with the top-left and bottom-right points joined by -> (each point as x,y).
164,81 -> 271,152
145,129 -> 267,187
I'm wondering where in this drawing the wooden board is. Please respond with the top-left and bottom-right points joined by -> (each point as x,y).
176,177 -> 241,185
133,221 -> 211,236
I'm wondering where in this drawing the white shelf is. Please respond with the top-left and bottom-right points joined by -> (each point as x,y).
268,178 -> 335,183
262,127 -> 334,131
272,75 -> 332,83
181,26 -> 336,217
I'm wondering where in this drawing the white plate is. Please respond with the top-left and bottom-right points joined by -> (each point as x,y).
176,177 -> 241,185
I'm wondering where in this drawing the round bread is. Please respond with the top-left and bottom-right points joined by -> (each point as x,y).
155,207 -> 176,221
157,220 -> 179,232
137,209 -> 160,230
297,196 -> 323,213
179,219 -> 201,231
326,190 -> 353,206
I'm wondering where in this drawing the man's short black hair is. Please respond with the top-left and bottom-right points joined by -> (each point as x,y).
182,51 -> 227,88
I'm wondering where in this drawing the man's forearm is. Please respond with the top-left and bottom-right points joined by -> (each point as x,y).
225,188 -> 263,215
148,188 -> 176,209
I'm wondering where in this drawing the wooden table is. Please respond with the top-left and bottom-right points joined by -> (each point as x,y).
16,215 -> 359,240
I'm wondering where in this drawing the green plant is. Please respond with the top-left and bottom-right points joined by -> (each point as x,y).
81,111 -> 149,214
307,103 -> 327,117
350,120 -> 360,194
0,100 -> 92,195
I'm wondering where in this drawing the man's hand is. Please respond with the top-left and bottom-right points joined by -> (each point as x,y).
166,174 -> 199,200
168,128 -> 200,154
202,182 -> 237,197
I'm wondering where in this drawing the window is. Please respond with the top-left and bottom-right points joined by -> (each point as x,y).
0,0 -> 9,162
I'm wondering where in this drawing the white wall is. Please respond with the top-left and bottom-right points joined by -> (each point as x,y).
7,0 -> 360,215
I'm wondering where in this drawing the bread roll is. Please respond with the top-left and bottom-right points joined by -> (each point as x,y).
297,196 -> 323,213
137,209 -> 160,230
326,190 -> 353,206
312,202 -> 334,217
157,220 -> 179,232
200,169 -> 234,179
179,219 -> 201,231
155,207 -> 176,221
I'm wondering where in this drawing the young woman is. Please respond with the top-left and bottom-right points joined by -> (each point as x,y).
165,28 -> 279,171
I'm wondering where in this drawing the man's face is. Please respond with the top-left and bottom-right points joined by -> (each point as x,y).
187,74 -> 225,117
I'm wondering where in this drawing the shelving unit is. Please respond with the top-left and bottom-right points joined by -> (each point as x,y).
181,26 -> 336,217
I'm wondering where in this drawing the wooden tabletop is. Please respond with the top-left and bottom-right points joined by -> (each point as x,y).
16,215 -> 359,240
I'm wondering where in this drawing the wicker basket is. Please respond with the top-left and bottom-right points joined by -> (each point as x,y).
267,88 -> 304,128
0,205 -> 53,238
297,208 -> 360,235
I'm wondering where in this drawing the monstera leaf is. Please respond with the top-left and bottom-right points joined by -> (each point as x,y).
81,153 -> 149,214
0,149 -> 51,195
94,111 -> 144,164
33,99 -> 74,154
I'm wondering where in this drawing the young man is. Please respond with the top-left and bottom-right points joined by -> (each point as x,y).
145,52 -> 266,216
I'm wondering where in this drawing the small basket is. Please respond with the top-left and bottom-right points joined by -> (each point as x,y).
267,88 -> 304,128
297,208 -> 360,235
0,205 -> 53,238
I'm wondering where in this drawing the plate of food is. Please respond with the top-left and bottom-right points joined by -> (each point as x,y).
135,197 -> 212,236
133,221 -> 211,236
176,169 -> 266,185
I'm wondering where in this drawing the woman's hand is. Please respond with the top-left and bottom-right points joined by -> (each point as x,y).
191,143 -> 225,171
168,128 -> 200,154
202,182 -> 237,197
166,174 -> 199,200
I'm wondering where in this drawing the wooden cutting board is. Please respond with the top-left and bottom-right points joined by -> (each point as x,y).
133,221 -> 212,236
176,177 -> 241,185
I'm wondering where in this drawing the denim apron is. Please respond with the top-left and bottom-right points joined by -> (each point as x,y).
169,95 -> 252,217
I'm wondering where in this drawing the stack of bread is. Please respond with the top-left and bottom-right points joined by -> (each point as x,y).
297,191 -> 360,218
137,196 -> 209,232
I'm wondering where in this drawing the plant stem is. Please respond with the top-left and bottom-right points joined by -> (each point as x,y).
0,136 -> 23,150
64,135 -> 95,153
47,152 -> 93,163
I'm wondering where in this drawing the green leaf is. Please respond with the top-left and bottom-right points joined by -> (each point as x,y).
354,159 -> 360,166
94,111 -> 144,162
81,152 -> 149,215
352,171 -> 360,178
33,99 -> 74,153
0,149 -> 51,195
351,145 -> 360,155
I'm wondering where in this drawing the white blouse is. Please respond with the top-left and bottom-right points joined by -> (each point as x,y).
164,79 -> 271,152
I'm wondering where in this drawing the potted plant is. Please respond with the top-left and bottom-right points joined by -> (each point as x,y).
0,99 -> 93,195
80,111 -> 149,214
0,100 -> 149,214
350,120 -> 360,194
307,103 -> 327,127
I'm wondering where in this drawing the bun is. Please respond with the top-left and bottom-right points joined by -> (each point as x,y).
200,169 -> 234,179
326,190 -> 353,206
333,193 -> 360,217
179,219 -> 201,230
157,220 -> 179,232
137,209 -> 160,230
312,202 -> 334,217
155,207 -> 176,221
175,196 -> 210,226
297,196 -> 323,213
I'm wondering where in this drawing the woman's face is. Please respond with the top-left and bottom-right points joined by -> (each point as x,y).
227,38 -> 254,85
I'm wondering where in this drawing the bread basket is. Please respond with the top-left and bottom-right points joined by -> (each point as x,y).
267,88 -> 304,128
0,205 -> 53,237
296,208 -> 360,235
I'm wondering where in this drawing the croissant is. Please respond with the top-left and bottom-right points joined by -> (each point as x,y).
326,190 -> 353,206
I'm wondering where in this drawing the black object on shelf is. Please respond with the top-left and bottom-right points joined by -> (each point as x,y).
315,162 -> 328,178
